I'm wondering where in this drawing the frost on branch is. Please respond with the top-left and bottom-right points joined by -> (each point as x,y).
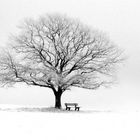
0,14 -> 123,92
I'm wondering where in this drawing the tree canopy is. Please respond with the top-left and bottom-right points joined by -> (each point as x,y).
0,14 -> 123,108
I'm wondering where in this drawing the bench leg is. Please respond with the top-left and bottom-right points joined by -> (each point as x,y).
66,107 -> 71,111
75,107 -> 80,111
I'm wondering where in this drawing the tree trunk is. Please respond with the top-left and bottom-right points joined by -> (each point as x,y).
54,87 -> 63,109
54,93 -> 62,109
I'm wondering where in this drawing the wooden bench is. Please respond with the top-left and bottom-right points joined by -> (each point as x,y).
65,103 -> 80,111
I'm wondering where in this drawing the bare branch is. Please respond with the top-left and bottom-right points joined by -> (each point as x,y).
0,14 -> 123,92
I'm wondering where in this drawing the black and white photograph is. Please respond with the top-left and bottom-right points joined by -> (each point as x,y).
0,0 -> 139,140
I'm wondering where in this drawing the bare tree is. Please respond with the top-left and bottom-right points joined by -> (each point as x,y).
0,14 -> 123,109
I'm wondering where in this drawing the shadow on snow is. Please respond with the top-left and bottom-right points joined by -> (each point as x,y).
0,107 -> 113,113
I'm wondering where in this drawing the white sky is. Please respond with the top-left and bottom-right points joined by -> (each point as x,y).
0,0 -> 140,111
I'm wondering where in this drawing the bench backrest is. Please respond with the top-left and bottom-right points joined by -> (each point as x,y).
65,103 -> 78,107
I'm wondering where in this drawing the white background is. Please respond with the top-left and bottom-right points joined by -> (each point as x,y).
0,0 -> 140,140
0,0 -> 140,111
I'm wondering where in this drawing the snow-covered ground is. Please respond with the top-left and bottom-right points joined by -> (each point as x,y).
0,106 -> 140,140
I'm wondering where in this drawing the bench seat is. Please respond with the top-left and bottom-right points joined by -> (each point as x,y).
65,103 -> 80,111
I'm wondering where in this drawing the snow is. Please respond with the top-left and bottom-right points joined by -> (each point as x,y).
0,106 -> 140,140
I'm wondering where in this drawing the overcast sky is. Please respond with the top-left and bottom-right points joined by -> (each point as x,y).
0,0 -> 139,111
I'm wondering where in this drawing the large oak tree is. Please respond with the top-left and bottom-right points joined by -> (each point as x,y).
0,14 -> 122,109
